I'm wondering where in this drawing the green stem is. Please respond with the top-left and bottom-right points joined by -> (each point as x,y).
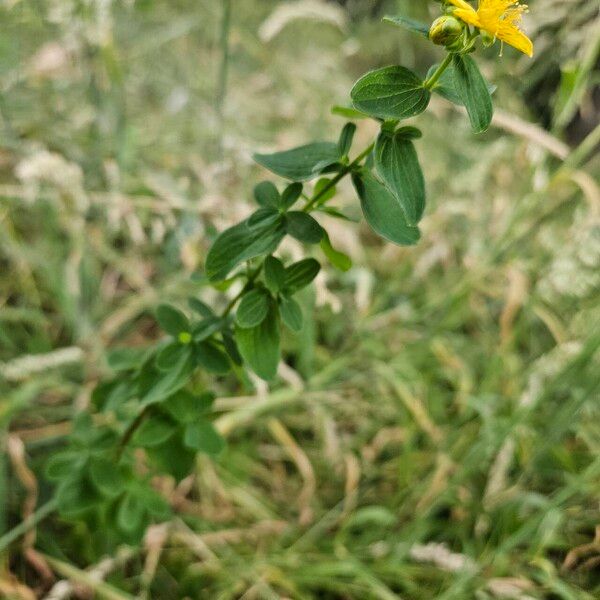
302,142 -> 375,213
423,52 -> 453,90
221,266 -> 262,318
0,499 -> 57,553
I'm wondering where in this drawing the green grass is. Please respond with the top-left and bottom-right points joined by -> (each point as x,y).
1,0 -> 599,598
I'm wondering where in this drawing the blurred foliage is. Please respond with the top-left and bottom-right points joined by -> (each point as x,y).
0,1 -> 598,599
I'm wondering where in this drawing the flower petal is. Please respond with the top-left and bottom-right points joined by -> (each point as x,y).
496,24 -> 533,56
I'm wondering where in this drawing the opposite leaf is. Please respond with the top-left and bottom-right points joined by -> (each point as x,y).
352,172 -> 421,246
264,256 -> 287,294
156,304 -> 190,337
235,305 -> 281,381
383,15 -> 430,38
254,142 -> 341,181
205,215 -> 286,282
351,66 -> 431,121
254,181 -> 280,208
236,289 -> 270,328
285,211 -> 324,244
452,54 -> 493,133
284,259 -> 321,293
279,296 -> 303,332
375,130 -> 426,225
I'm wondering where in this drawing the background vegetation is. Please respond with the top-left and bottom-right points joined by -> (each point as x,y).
1,0 -> 599,598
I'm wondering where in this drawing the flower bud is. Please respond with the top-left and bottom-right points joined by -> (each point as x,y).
429,15 -> 464,47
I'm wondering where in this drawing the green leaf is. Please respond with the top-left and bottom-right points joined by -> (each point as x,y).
247,207 -> 280,227
254,142 -> 341,181
395,126 -> 422,140
285,211 -> 324,244
156,304 -> 190,337
236,289 -> 270,328
264,256 -> 287,294
383,15 -> 430,38
163,390 -> 215,423
140,350 -> 194,406
452,54 -> 493,133
184,421 -> 225,455
155,342 -> 187,372
331,105 -> 370,120
318,206 -> 356,222
205,215 -> 286,282
89,457 -> 126,497
45,451 -> 87,482
117,492 -> 145,533
106,347 -> 148,372
254,181 -> 280,208
145,436 -> 196,481
352,172 -> 421,246
133,415 -> 178,447
222,331 -> 243,366
338,122 -> 356,157
188,297 -> 215,318
194,342 -> 231,374
351,66 -> 431,120
56,476 -> 100,517
192,316 -> 223,342
427,63 -> 496,107
235,305 -> 280,380
320,233 -> 352,272
139,487 -> 171,519
374,130 -> 426,225
284,259 -> 321,293
206,216 -> 285,281
280,183 -> 303,210
279,296 -> 303,332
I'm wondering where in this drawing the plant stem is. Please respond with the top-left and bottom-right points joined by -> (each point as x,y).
221,266 -> 262,318
423,52 -> 453,90
0,499 -> 57,553
302,142 -> 375,213
116,405 -> 153,459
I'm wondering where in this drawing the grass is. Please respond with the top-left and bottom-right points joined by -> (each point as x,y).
1,0 -> 599,598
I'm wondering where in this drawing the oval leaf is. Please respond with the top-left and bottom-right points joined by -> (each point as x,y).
264,256 -> 287,293
452,54 -> 493,133
351,66 -> 431,120
236,289 -> 270,328
374,130 -> 426,225
254,181 -> 280,208
235,305 -> 280,380
184,421 -> 225,455
279,296 -> 303,332
156,304 -> 189,337
194,342 -> 231,374
284,259 -> 321,293
285,211 -> 324,244
254,142 -> 341,181
352,172 -> 421,246
205,215 -> 285,282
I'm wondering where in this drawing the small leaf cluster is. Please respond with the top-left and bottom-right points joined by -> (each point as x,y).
44,2 -> 501,545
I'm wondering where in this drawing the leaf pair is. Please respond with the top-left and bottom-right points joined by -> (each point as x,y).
235,258 -> 320,380
350,56 -> 493,133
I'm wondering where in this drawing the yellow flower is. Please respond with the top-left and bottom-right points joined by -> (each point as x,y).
447,0 -> 533,57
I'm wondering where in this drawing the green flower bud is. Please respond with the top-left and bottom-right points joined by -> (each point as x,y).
429,16 -> 464,48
